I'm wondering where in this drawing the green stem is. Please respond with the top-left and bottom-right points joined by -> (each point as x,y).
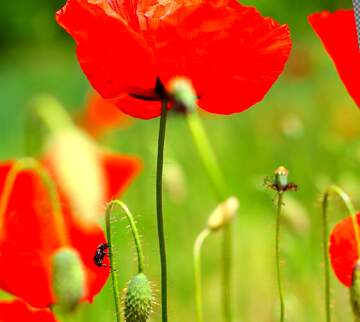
156,100 -> 169,322
194,229 -> 211,322
322,185 -> 359,322
276,192 -> 285,322
186,111 -> 233,322
106,200 -> 145,273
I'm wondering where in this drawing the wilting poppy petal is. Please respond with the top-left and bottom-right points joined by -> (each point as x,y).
0,299 -> 57,322
309,10 -> 360,107
329,213 -> 360,287
56,0 -> 292,119
80,93 -> 131,137
0,162 -> 109,308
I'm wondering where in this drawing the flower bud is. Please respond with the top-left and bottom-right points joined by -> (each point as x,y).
351,260 -> 360,318
207,197 -> 239,232
123,273 -> 153,322
274,166 -> 289,190
52,247 -> 86,312
167,77 -> 198,113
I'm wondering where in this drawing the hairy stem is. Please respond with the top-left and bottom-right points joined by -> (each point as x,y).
276,192 -> 285,322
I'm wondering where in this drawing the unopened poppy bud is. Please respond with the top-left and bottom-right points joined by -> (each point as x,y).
351,260 -> 360,318
123,273 -> 153,322
52,247 -> 86,312
207,197 -> 239,232
167,77 -> 198,113
275,166 -> 289,190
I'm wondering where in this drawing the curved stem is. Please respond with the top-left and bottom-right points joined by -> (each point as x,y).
186,111 -> 233,322
0,158 -> 68,245
322,185 -> 359,322
276,192 -> 285,322
106,200 -> 145,273
156,99 -> 169,322
194,229 -> 211,322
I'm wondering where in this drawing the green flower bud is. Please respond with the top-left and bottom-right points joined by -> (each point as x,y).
167,77 -> 198,113
207,197 -> 239,232
124,273 -> 153,322
52,247 -> 86,312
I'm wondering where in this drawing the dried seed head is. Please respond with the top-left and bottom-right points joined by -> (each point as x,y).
123,273 -> 153,322
207,197 -> 239,232
274,166 -> 289,189
351,261 -> 360,318
52,247 -> 86,312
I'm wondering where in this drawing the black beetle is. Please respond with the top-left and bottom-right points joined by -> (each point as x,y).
94,243 -> 109,267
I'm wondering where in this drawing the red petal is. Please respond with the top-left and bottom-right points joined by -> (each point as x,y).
155,1 -> 292,114
56,0 -> 157,99
80,92 -> 131,137
101,152 -> 142,200
329,213 -> 360,287
0,162 -> 60,307
0,299 -> 57,322
309,10 -> 360,108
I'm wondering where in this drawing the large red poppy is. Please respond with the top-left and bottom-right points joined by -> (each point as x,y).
329,213 -> 360,287
0,299 -> 57,322
56,0 -> 292,119
309,10 -> 360,108
0,154 -> 140,308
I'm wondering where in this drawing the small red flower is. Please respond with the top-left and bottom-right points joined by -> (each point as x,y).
0,153 -> 140,308
329,213 -> 360,287
0,299 -> 57,322
309,10 -> 360,107
56,0 -> 292,119
79,92 -> 130,137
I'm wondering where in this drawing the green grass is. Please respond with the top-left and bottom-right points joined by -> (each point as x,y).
1,37 -> 360,322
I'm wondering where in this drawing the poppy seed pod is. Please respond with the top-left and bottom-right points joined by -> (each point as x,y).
167,77 -> 198,113
52,247 -> 86,312
351,260 -> 360,317
274,166 -> 289,190
207,197 -> 239,232
123,273 -> 153,322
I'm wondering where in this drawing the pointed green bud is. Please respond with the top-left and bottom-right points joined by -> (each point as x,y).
167,77 -> 198,113
52,247 -> 86,312
207,197 -> 239,232
351,260 -> 360,318
124,273 -> 153,322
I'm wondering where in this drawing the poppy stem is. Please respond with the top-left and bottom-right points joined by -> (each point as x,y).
104,202 -> 122,322
322,185 -> 359,322
185,111 -> 234,322
275,192 -> 285,322
105,200 -> 145,273
194,228 -> 211,322
156,99 -> 169,322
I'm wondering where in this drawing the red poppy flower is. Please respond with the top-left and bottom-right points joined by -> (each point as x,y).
0,299 -> 57,322
309,10 -> 360,107
56,0 -> 292,119
79,92 -> 130,137
329,213 -> 360,287
0,154 -> 140,308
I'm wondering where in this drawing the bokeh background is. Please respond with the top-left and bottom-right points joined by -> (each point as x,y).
1,0 -> 360,321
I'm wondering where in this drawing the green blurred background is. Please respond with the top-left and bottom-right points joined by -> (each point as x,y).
1,0 -> 360,322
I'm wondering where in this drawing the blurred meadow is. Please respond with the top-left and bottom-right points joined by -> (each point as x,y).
1,0 -> 360,322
